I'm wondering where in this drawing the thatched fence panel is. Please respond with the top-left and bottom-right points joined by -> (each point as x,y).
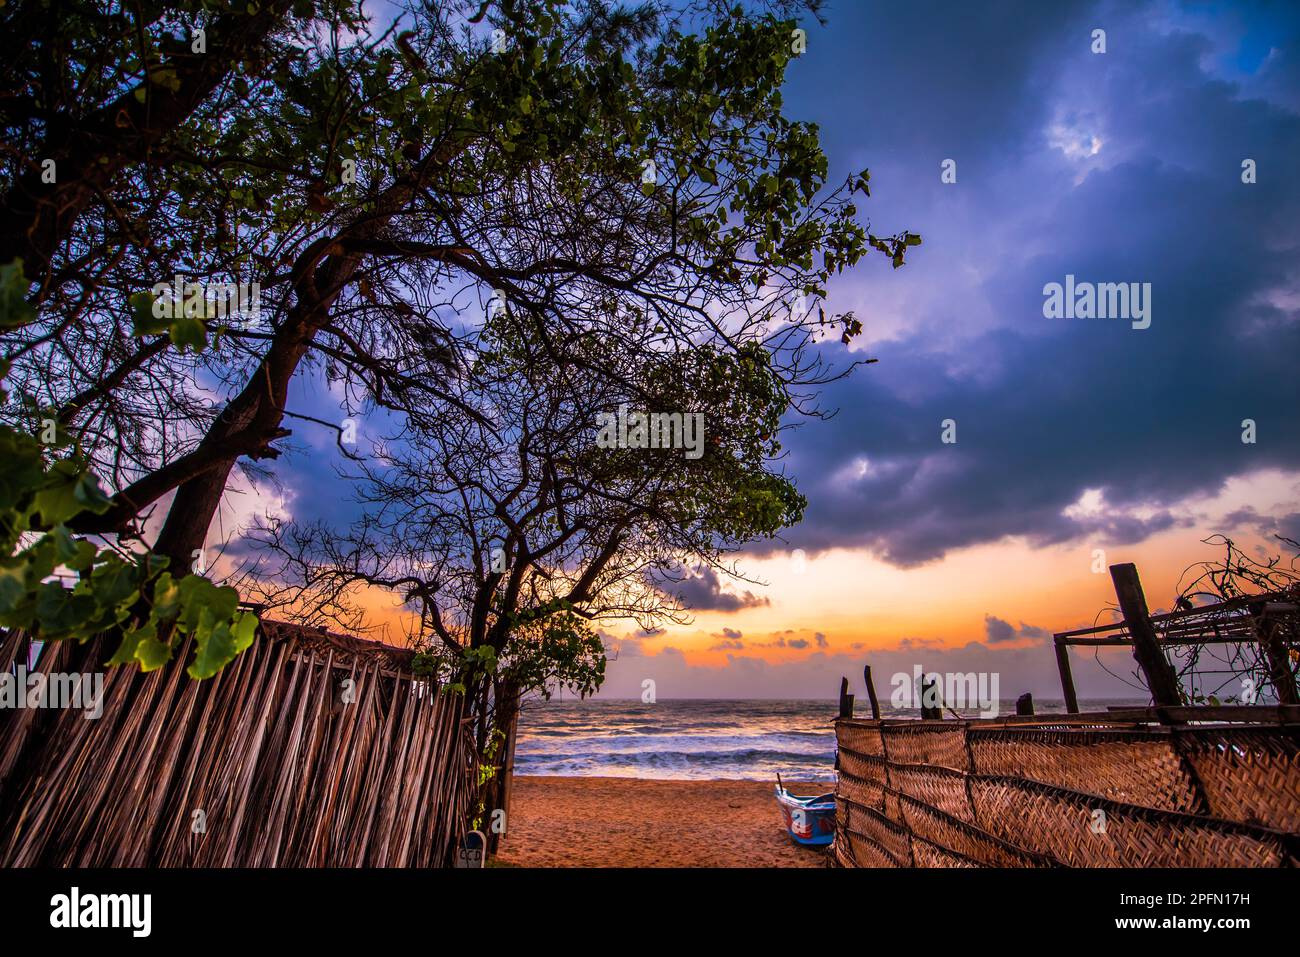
832,715 -> 1300,868
0,624 -> 475,867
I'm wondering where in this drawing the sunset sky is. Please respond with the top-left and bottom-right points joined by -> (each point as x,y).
211,0 -> 1300,700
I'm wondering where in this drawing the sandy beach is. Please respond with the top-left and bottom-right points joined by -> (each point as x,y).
495,776 -> 831,867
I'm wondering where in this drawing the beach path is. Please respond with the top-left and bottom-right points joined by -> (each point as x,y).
494,776 -> 830,867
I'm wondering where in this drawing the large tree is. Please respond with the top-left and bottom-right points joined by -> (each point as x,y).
2,0 -> 916,676
236,307 -> 807,796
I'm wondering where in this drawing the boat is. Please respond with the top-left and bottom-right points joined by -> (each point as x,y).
774,773 -> 836,846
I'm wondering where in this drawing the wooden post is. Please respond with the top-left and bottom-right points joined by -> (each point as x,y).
863,665 -> 881,720
838,676 -> 855,719
1015,692 -> 1034,716
920,674 -> 943,719
1054,638 -> 1080,713
1110,563 -> 1183,712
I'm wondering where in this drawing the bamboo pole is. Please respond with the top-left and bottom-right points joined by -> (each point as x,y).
0,623 -> 475,868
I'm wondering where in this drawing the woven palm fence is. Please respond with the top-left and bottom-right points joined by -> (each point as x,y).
832,715 -> 1300,868
0,621 -> 475,867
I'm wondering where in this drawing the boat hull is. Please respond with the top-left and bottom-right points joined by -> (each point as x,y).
774,785 -> 836,846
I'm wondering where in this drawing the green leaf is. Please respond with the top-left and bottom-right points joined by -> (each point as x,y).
150,572 -> 182,621
0,563 -> 32,623
0,430 -> 45,511
34,580 -> 97,635
135,634 -> 175,671
33,462 -> 110,525
51,524 -> 97,571
0,259 -> 35,329
169,314 -> 208,352
130,291 -> 169,336
108,619 -> 156,666
86,554 -> 145,611
188,608 -> 258,679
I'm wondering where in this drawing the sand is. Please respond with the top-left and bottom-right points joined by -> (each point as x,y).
494,776 -> 831,868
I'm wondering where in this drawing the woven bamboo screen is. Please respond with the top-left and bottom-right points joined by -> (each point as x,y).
833,717 -> 1300,868
0,622 -> 475,867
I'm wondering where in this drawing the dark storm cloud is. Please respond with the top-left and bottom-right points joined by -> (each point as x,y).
984,615 -> 1052,643
985,615 -> 1017,643
1223,507 -> 1300,545
765,1 -> 1300,567
671,566 -> 770,612
248,3 -> 1300,579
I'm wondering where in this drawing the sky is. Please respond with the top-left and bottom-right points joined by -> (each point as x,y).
211,0 -> 1300,701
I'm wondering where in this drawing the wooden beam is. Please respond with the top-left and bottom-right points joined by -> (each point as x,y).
1060,634 -> 1250,648
1053,589 -> 1290,640
1110,563 -> 1183,712
1104,704 -> 1300,724
838,676 -> 854,719
1016,692 -> 1034,716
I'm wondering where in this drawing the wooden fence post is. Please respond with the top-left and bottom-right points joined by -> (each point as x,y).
1015,692 -> 1034,716
1110,563 -> 1182,714
838,676 -> 854,719
863,665 -> 881,720
1054,637 -> 1080,713
920,674 -> 943,719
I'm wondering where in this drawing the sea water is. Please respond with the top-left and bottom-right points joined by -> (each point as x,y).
512,697 -> 1139,782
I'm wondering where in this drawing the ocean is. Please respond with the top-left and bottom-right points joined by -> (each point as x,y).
513,697 -> 1139,782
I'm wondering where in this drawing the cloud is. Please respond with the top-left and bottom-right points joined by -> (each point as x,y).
595,639 -> 1150,701
1224,506 -> 1300,544
670,566 -> 770,612
760,0 -> 1300,568
984,615 -> 1016,643
984,615 -> 1051,644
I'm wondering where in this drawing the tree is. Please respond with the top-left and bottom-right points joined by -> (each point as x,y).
2,0 -> 917,683
5,0 -> 913,561
0,260 -> 255,677
234,306 -> 807,802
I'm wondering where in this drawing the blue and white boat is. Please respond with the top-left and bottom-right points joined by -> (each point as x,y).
774,774 -> 836,846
